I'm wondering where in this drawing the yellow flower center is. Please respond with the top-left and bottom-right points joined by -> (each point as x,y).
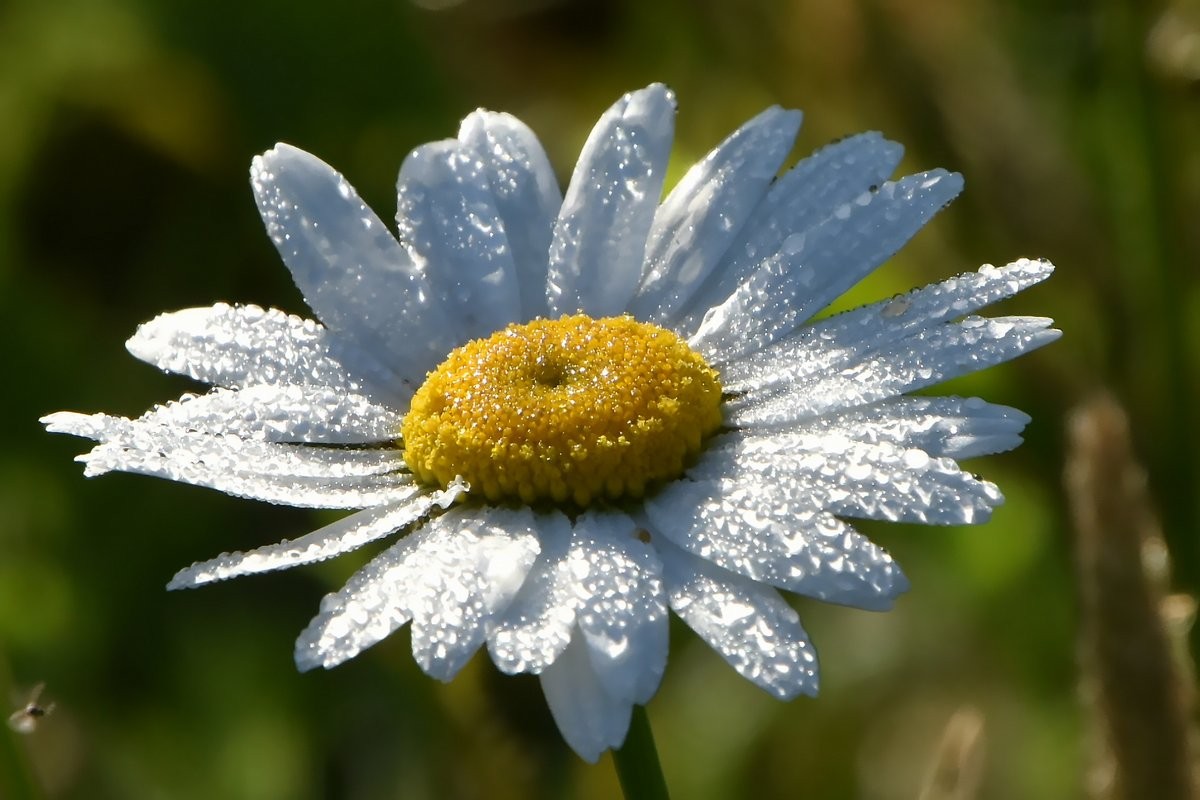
402,314 -> 723,507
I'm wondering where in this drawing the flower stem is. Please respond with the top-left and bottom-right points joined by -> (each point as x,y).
613,705 -> 670,800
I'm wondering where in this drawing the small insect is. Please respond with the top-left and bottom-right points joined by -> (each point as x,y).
8,682 -> 54,734
881,295 -> 912,319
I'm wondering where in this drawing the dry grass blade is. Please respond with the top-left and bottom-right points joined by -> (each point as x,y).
1066,393 -> 1198,800
917,706 -> 986,800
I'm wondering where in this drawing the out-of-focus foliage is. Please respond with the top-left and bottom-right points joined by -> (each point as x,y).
1,0 -> 1196,797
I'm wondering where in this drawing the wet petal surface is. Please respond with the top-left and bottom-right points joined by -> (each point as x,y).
547,84 -> 675,318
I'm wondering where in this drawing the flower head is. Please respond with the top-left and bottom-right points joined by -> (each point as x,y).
43,84 -> 1058,762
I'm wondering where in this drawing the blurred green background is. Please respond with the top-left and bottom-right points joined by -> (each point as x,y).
2,0 -> 1197,797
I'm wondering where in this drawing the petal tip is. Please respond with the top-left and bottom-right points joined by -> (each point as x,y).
293,626 -> 334,673
293,646 -> 323,674
166,566 -> 207,591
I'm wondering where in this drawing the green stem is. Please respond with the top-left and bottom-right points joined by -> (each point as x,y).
613,705 -> 670,800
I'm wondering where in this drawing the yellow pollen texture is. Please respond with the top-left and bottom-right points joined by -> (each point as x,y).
402,314 -> 723,506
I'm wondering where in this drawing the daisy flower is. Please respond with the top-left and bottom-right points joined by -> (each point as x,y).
43,84 -> 1058,762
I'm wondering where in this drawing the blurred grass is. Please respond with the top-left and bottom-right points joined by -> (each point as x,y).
2,0 -> 1197,797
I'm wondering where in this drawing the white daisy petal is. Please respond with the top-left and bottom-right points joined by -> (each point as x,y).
570,511 -> 669,705
722,258 -> 1056,391
458,110 -> 562,321
696,169 -> 965,363
677,131 -> 905,330
49,409 -> 403,475
294,523 -> 436,671
730,315 -> 1060,427
687,248 -> 809,362
140,385 -> 402,444
546,83 -> 675,317
126,304 -> 407,400
42,412 -> 410,508
539,632 -> 634,763
487,511 -> 578,675
627,106 -> 803,325
786,396 -> 1032,460
724,132 -> 908,275
83,447 -> 406,508
645,476 -> 908,610
167,493 -> 432,588
407,506 -> 541,681
395,141 -> 521,343
698,433 -> 1004,525
251,143 -> 455,386
288,479 -> 472,671
45,411 -> 405,477
659,539 -> 818,699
